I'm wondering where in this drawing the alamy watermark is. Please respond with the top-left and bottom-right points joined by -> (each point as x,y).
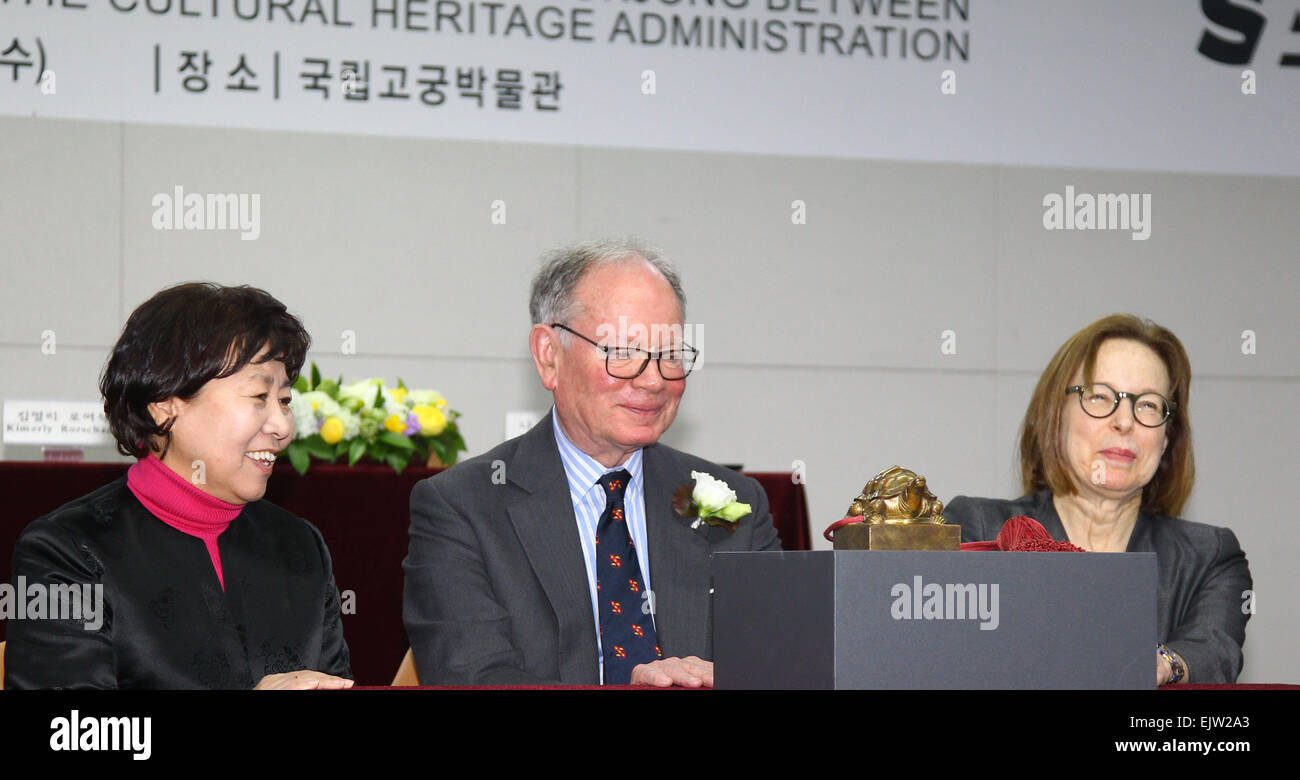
151,185 -> 261,240
593,315 -> 704,370
50,710 -> 151,761
1042,185 -> 1151,241
0,576 -> 104,630
890,575 -> 999,630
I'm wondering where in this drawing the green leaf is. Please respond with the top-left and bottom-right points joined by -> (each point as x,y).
373,386 -> 385,409
428,438 -> 448,465
378,431 -> 416,452
348,438 -> 367,466
398,377 -> 407,390
385,451 -> 409,474
292,374 -> 309,393
310,362 -> 321,389
334,440 -> 349,457
287,441 -> 310,475
672,484 -> 697,518
305,434 -> 336,461
317,378 -> 339,398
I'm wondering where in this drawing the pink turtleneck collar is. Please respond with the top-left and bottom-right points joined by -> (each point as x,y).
127,453 -> 244,590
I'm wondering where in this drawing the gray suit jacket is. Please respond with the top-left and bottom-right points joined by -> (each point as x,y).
945,490 -> 1252,683
402,412 -> 783,685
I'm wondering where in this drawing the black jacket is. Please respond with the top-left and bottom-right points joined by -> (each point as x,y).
945,490 -> 1252,683
5,477 -> 351,689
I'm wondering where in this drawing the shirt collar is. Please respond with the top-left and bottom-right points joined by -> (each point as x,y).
552,409 -> 643,499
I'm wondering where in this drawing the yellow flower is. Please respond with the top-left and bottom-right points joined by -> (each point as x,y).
320,416 -> 345,445
435,398 -> 448,410
384,413 -> 408,434
412,405 -> 447,436
390,387 -> 409,404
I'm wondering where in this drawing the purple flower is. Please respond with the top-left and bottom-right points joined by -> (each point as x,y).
403,412 -> 421,436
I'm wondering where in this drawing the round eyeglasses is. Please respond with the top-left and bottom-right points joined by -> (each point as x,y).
1066,383 -> 1175,428
551,323 -> 698,381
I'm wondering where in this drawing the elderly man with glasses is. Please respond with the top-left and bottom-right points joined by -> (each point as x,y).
403,238 -> 781,687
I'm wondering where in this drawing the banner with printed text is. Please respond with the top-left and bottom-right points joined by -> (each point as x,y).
1,0 -> 1297,175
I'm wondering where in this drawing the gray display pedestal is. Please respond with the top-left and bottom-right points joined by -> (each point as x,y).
712,550 -> 1156,689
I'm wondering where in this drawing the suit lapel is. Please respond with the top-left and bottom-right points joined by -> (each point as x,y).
643,444 -> 715,659
505,413 -> 600,683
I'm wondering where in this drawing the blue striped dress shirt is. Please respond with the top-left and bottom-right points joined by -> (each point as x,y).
551,411 -> 655,680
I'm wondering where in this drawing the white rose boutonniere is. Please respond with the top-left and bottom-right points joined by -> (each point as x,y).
673,471 -> 752,532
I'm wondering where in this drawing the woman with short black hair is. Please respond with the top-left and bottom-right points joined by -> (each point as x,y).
5,282 -> 353,690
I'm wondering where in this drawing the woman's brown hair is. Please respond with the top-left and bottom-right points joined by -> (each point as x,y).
1019,314 -> 1194,517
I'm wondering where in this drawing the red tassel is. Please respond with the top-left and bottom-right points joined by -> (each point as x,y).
961,515 -> 1085,552
1009,536 -> 1085,552
997,515 -> 1050,550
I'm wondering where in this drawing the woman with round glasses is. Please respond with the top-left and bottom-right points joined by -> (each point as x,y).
945,314 -> 1252,684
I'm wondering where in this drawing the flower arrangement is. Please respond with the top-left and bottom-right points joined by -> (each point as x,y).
284,363 -> 467,474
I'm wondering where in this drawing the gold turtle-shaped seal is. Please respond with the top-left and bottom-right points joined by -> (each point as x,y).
845,465 -> 946,525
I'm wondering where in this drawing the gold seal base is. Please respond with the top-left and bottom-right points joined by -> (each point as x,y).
833,523 -> 961,551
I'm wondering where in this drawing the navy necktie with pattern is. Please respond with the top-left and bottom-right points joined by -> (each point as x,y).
596,469 -> 661,684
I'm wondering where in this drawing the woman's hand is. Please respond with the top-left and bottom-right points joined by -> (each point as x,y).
254,670 -> 355,690
1157,652 -> 1173,685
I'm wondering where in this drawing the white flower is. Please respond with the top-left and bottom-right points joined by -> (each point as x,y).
336,407 -> 361,440
299,390 -> 340,418
338,379 -> 383,409
405,389 -> 445,407
691,471 -> 737,516
289,391 -> 317,439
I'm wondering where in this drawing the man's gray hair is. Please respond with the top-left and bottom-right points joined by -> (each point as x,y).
529,238 -> 687,329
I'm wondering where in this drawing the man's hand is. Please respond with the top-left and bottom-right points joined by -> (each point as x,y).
1157,652 -> 1173,686
629,656 -> 713,688
254,670 -> 355,690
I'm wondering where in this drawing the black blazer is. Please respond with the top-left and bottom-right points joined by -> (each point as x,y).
4,477 -> 351,689
945,490 -> 1252,683
402,412 -> 783,685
